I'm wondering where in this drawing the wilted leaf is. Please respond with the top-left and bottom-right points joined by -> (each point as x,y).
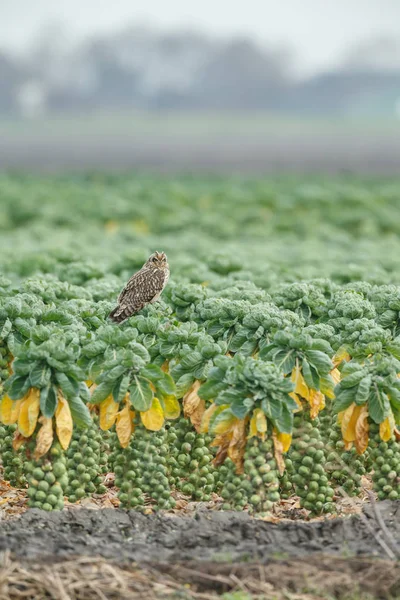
354,405 -> 369,455
379,412 -> 395,442
140,397 -> 164,431
272,429 -> 286,476
33,416 -> 54,459
183,380 -> 206,432
211,432 -> 232,467
200,403 -> 218,434
308,389 -> 325,419
12,430 -> 26,451
55,393 -> 73,450
394,426 -> 400,441
227,418 -> 247,474
116,400 -> 135,448
99,394 -> 119,431
18,388 -> 40,437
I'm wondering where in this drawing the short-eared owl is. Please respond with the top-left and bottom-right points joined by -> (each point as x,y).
109,251 -> 169,323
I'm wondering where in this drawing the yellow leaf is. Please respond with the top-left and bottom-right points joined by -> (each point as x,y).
248,408 -> 267,440
354,405 -> 369,455
380,413 -> 395,442
213,412 -> 237,435
116,403 -> 135,448
340,403 -> 362,442
0,395 -> 22,425
183,381 -> 206,432
308,389 -> 325,419
255,409 -> 267,435
200,403 -> 218,434
272,429 -> 286,476
99,395 -> 119,431
249,411 -> 258,439
333,347 -> 351,367
34,416 -> 54,459
161,361 -> 169,373
289,392 -> 303,410
163,395 -> 181,420
227,418 -> 247,474
291,365 -> 309,400
18,388 -> 40,437
55,394 -> 73,450
330,368 -> 341,386
277,432 -> 292,453
105,220 -> 119,233
141,397 -> 165,431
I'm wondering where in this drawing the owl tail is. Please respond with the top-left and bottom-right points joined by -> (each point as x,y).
109,305 -> 130,324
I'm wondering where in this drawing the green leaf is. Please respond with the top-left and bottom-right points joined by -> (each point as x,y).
141,364 -> 164,380
30,363 -> 51,389
273,404 -> 293,434
261,397 -> 282,420
198,379 -> 226,401
83,340 -> 107,358
40,385 -> 58,418
102,365 -> 127,383
230,396 -> 250,419
90,381 -> 114,404
340,371 -> 365,389
333,387 -> 356,413
341,362 -> 364,376
6,375 -> 30,400
175,374 -> 195,398
112,374 -> 131,404
55,372 -> 80,400
79,382 -> 91,404
180,352 -> 203,373
130,376 -> 153,412
310,339 -> 333,354
355,376 -> 371,405
141,365 -> 176,396
0,318 -> 12,339
369,387 -> 390,424
305,350 -> 333,374
12,360 -> 30,376
69,397 -> 92,428
301,359 -> 314,389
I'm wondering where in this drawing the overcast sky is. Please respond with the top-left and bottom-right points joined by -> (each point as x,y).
1,0 -> 400,74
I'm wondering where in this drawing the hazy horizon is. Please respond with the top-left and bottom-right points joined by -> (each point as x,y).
1,0 -> 400,75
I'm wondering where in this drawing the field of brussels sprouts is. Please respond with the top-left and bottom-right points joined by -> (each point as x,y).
0,173 -> 400,597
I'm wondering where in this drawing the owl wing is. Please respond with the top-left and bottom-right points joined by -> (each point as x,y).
110,267 -> 166,323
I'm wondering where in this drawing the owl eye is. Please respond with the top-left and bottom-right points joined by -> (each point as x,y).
152,257 -> 157,263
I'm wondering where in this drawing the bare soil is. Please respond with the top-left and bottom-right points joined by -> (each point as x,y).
0,501 -> 399,564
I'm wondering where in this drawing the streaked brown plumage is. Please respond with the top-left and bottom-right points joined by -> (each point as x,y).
109,251 -> 169,323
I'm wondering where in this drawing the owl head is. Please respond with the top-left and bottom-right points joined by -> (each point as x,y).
146,251 -> 168,269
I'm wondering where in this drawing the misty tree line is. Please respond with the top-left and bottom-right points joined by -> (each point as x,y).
1,27 -> 399,117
